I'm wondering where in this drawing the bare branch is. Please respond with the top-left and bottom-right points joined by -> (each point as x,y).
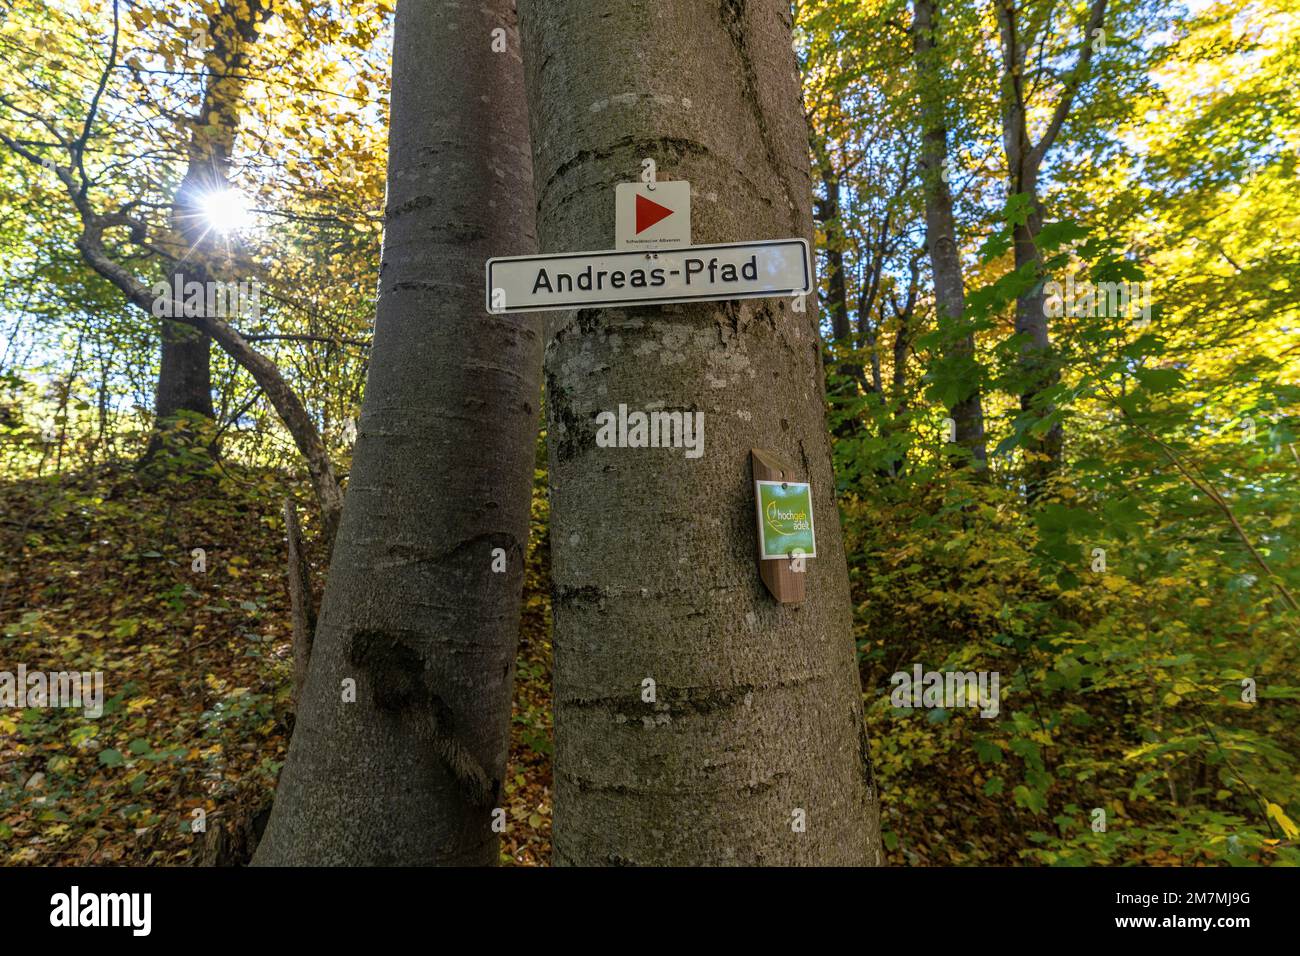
72,0 -> 121,201
1032,0 -> 1109,166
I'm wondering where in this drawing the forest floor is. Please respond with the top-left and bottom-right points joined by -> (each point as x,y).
0,464 -> 554,865
5,462 -> 1290,867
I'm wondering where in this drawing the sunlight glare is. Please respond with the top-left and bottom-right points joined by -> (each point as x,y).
198,189 -> 254,235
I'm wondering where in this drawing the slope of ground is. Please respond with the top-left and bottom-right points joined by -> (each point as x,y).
0,463 -> 554,865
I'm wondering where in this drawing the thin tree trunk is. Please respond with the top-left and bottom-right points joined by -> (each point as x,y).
816,166 -> 852,343
994,0 -> 1107,496
891,253 -> 921,401
815,160 -> 870,435
284,498 -> 316,709
996,1 -> 1056,497
913,0 -> 986,469
252,0 -> 542,866
517,0 -> 882,866
53,333 -> 85,474
1008,168 -> 1062,495
95,340 -> 112,462
885,252 -> 922,475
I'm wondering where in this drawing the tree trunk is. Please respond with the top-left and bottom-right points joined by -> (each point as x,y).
146,0 -> 268,458
252,0 -> 542,866
150,325 -> 214,436
284,498 -> 316,709
912,0 -> 986,469
993,0 -> 1107,496
517,0 -> 882,866
815,161 -> 870,435
815,167 -> 852,343
1009,170 -> 1062,496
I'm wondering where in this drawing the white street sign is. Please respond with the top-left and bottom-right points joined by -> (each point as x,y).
485,239 -> 811,314
614,181 -> 691,250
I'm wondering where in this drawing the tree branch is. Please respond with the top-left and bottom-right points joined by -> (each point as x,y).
1031,0 -> 1109,167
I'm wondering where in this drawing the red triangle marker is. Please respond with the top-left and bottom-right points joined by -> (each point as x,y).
635,192 -> 675,234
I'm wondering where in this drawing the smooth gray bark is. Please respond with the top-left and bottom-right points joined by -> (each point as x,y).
517,0 -> 882,866
252,0 -> 542,865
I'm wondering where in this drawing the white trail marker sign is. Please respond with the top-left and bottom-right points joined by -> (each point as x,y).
614,181 -> 691,250
485,238 -> 811,314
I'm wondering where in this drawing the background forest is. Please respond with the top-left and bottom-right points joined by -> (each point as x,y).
0,0 -> 1296,866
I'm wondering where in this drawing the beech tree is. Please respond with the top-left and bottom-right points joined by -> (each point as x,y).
994,0 -> 1108,495
252,0 -> 542,865
517,0 -> 882,865
912,0 -> 986,467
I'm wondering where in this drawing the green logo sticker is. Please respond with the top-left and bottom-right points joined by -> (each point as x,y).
755,480 -> 816,560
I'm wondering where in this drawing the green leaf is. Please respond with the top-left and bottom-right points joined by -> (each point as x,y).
1135,367 -> 1183,394
973,739 -> 1004,764
1035,219 -> 1089,253
1013,785 -> 1048,814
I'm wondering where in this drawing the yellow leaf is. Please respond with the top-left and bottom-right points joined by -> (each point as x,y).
1267,802 -> 1299,839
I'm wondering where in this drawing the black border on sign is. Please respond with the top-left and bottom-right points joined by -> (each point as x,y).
484,238 -> 811,314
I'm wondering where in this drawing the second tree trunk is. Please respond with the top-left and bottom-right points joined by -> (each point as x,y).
518,0 -> 882,866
